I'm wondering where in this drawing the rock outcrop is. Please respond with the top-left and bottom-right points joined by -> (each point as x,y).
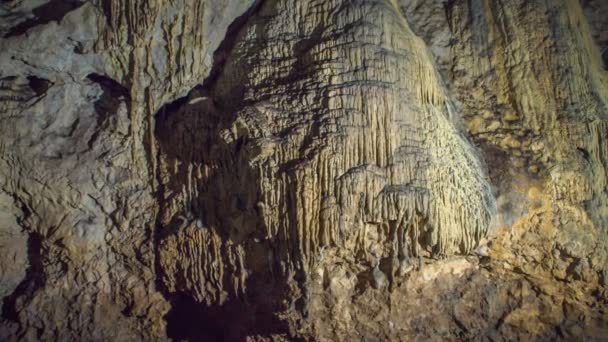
0,0 -> 606,341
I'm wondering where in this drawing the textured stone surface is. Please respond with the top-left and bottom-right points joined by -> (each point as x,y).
0,0 -> 607,341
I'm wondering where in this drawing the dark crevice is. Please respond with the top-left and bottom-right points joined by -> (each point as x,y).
152,1 -> 300,340
577,147 -> 590,162
99,0 -> 113,27
86,73 -> 129,99
1,231 -> 45,323
86,73 -> 130,149
4,0 -> 84,38
27,76 -> 51,96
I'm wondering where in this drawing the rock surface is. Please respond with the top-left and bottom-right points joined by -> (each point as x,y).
0,0 -> 606,341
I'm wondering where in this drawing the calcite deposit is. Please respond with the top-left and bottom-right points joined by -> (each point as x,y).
0,0 -> 606,341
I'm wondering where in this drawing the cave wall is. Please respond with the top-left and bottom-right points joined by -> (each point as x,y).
0,0 -> 606,341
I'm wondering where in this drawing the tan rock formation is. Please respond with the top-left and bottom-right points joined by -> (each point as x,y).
0,0 -> 606,340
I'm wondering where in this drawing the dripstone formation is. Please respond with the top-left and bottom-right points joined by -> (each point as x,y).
1,0 -> 607,341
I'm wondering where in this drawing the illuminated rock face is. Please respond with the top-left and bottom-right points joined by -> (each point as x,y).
155,0 -> 494,309
0,0 -> 606,341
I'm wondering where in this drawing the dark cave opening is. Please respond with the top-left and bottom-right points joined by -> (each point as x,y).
3,0 -> 84,38
163,291 -> 296,342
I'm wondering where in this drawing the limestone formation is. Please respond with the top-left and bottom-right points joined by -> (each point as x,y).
0,0 -> 606,341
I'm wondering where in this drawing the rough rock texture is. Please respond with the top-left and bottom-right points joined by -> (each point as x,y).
0,0 -> 606,341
